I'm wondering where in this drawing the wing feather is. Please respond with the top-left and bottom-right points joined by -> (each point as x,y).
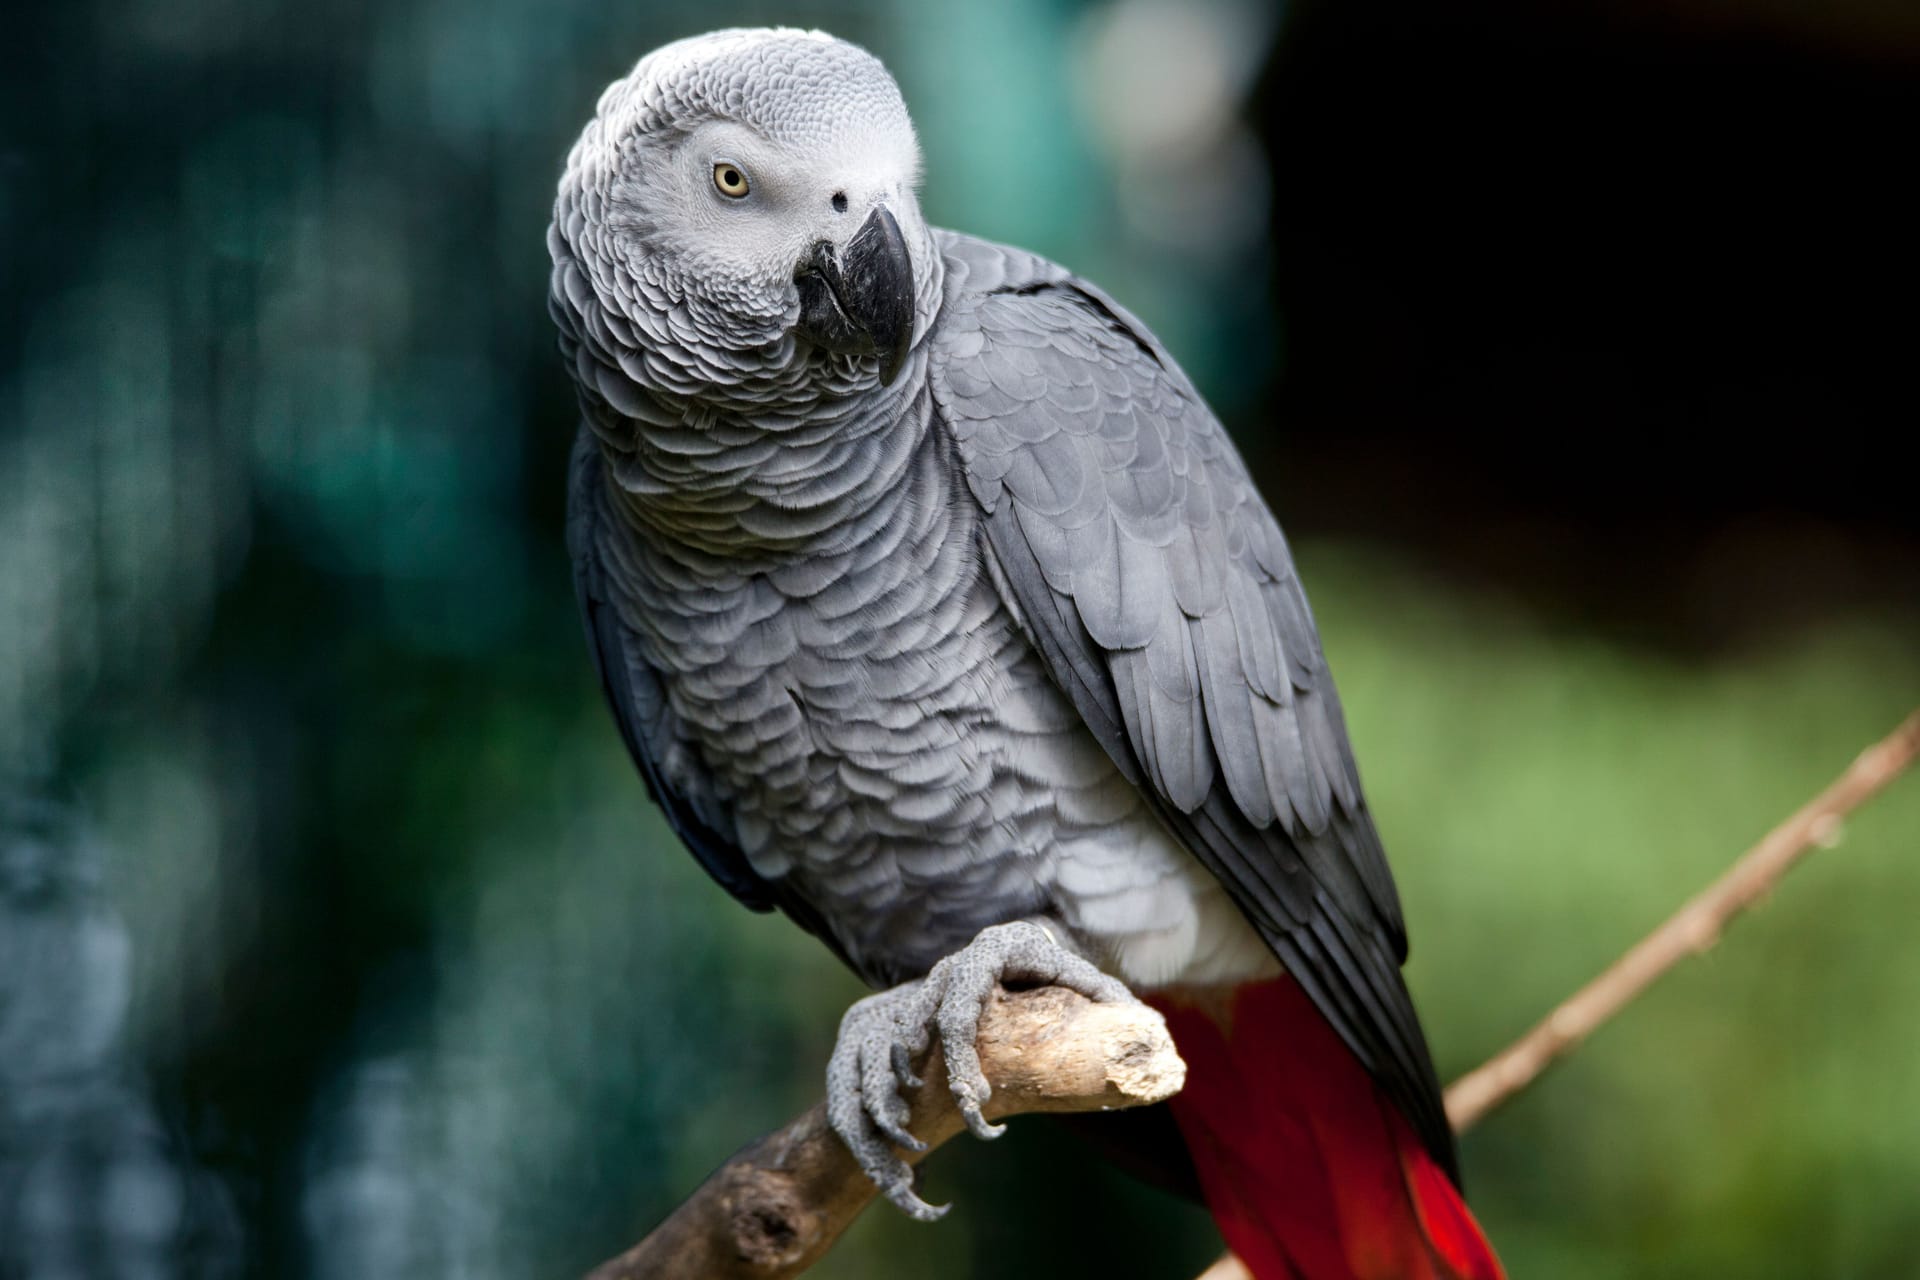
929,231 -> 1455,1180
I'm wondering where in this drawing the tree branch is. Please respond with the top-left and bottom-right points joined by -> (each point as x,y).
587,986 -> 1185,1280
589,709 -> 1919,1280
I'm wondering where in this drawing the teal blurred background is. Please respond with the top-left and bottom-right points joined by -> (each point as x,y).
3,0 -> 1917,1276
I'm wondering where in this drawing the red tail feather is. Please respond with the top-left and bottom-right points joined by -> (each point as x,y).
1150,980 -> 1504,1280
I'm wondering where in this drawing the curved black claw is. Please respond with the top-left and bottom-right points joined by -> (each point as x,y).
891,1042 -> 922,1090
823,920 -> 1138,1220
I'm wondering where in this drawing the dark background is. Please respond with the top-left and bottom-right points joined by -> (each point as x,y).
2,1 -> 1915,1277
1257,0 -> 1918,647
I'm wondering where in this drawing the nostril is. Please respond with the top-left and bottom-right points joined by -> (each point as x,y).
831,191 -> 848,213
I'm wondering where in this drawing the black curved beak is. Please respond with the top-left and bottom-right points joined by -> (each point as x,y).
794,205 -> 914,386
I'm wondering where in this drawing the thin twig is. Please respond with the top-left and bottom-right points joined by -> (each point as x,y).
1444,707 -> 1920,1132
1199,708 -> 1920,1280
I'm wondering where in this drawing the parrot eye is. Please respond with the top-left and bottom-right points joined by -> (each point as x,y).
712,163 -> 750,199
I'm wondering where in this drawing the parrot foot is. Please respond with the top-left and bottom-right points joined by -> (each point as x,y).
825,920 -> 1135,1221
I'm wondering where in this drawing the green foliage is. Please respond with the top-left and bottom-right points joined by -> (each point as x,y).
1309,549 -> 1920,1280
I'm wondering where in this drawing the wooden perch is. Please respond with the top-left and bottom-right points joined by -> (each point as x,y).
590,708 -> 1920,1280
587,986 -> 1186,1280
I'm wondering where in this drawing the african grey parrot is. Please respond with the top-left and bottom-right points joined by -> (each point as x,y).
550,28 -> 1502,1279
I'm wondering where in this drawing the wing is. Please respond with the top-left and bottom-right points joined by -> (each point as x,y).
928,232 -> 1458,1179
568,428 -> 775,908
568,429 -> 853,957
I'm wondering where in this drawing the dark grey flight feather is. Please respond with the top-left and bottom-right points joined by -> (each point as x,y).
926,231 -> 1456,1178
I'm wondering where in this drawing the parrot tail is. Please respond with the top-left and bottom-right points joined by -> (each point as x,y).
1149,979 -> 1504,1280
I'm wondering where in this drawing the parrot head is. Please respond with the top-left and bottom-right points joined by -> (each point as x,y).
554,28 -> 935,399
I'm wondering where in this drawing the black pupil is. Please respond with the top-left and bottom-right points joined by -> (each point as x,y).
722,168 -> 740,188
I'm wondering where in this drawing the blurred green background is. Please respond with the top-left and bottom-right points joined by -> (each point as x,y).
3,0 -> 1917,1276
